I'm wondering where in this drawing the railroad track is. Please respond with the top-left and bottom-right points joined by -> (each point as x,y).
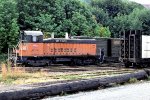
0,63 -> 141,86
0,63 -> 138,73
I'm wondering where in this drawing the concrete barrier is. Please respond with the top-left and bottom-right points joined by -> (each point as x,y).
0,70 -> 149,100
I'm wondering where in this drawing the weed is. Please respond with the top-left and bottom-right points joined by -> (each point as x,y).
148,77 -> 150,81
0,63 -> 139,85
60,91 -> 67,96
1,63 -> 7,80
128,78 -> 138,83
0,63 -> 28,84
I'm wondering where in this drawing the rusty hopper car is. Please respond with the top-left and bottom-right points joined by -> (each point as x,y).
12,31 -> 121,66
120,30 -> 150,67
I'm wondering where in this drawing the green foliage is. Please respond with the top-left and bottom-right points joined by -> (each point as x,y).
17,0 -> 99,37
91,7 -> 109,26
90,0 -> 144,17
111,14 -> 140,37
111,8 -> 150,37
91,0 -> 125,17
128,78 -> 138,83
99,27 -> 111,37
36,14 -> 56,32
71,12 -> 99,36
137,9 -> 150,35
0,0 -> 150,53
0,54 -> 7,63
90,0 -> 145,37
0,0 -> 19,53
148,77 -> 150,81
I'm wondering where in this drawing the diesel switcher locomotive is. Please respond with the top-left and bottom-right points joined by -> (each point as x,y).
11,31 -> 121,66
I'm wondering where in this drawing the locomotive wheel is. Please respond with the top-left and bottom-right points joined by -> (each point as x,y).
25,60 -> 48,67
76,59 -> 84,66
70,60 -> 75,66
24,62 -> 30,67
64,59 -> 75,66
47,60 -> 52,66
140,64 -> 148,68
124,62 -> 130,68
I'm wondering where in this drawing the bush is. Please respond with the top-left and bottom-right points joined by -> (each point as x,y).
0,54 -> 7,63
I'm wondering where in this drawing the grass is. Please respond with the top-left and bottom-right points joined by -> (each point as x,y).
53,70 -> 134,80
0,62 -> 138,85
0,63 -> 65,84
0,63 -> 29,84
0,63 -> 50,84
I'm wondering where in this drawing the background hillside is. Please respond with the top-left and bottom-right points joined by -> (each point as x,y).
0,0 -> 150,53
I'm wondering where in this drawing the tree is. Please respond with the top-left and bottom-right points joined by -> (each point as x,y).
110,8 -> 144,37
71,12 -> 90,36
36,14 -> 56,32
90,0 -> 144,17
91,7 -> 109,26
111,7 -> 150,37
17,0 -> 99,37
138,8 -> 150,35
90,0 -> 145,37
0,0 -> 19,53
99,27 -> 111,37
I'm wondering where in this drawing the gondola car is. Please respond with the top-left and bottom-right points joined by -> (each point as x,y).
120,30 -> 150,67
12,31 -> 121,66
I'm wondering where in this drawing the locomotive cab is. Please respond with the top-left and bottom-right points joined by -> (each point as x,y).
15,31 -> 44,65
22,31 -> 43,43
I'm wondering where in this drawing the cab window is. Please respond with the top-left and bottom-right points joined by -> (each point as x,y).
33,36 -> 37,42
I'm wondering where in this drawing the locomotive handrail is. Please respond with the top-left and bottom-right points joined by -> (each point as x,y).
9,39 -> 22,66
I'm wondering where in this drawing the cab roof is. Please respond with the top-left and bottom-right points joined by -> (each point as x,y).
24,31 -> 43,36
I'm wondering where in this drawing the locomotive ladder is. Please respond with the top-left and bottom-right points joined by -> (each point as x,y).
8,44 -> 18,66
8,38 -> 27,66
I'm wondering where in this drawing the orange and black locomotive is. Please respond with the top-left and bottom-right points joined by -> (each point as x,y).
12,31 -> 121,66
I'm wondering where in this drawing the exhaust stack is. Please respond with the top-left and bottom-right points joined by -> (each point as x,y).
65,32 -> 69,39
51,32 -> 54,38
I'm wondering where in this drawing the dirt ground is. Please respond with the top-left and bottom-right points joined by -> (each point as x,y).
8,63 -> 138,76
0,63 -> 140,86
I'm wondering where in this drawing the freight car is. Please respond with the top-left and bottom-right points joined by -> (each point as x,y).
73,36 -> 121,62
120,30 -> 150,67
11,31 -> 121,66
